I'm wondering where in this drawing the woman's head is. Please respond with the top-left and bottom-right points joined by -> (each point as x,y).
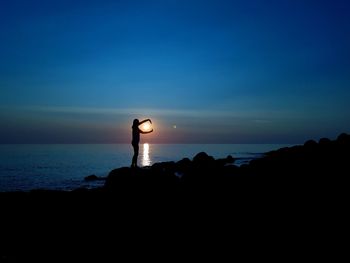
132,119 -> 139,127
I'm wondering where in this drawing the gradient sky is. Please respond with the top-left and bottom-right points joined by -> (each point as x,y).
1,0 -> 350,143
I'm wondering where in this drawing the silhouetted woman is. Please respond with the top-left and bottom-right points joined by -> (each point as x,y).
131,118 -> 153,168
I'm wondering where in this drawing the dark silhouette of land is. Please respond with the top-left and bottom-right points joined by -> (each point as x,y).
2,133 -> 348,259
2,132 -> 349,200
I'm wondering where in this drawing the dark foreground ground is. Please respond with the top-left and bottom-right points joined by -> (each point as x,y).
1,133 -> 349,260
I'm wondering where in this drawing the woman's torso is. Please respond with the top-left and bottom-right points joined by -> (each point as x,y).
132,126 -> 140,144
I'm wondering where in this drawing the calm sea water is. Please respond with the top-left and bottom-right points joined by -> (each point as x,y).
0,143 -> 290,192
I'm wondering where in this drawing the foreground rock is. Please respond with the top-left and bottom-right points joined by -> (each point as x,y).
103,133 -> 350,198
2,133 -> 348,247
104,153 -> 236,193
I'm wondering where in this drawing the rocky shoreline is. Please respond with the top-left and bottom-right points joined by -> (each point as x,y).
1,133 -> 348,200
2,133 -> 348,257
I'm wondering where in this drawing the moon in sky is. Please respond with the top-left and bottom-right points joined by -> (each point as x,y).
142,122 -> 152,131
173,125 -> 177,129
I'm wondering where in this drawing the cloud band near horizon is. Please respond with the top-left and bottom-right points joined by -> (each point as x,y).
0,105 -> 348,144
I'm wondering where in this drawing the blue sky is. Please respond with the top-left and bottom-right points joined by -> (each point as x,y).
1,0 -> 350,143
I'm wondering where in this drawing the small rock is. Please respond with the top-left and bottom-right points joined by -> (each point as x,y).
84,175 -> 99,181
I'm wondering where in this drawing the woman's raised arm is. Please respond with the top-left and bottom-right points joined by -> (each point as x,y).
138,119 -> 152,125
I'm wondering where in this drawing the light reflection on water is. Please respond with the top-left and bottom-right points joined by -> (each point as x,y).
142,143 -> 151,167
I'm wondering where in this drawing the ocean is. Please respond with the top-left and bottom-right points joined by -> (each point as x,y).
0,143 -> 290,192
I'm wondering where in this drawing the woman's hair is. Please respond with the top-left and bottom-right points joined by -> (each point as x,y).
132,119 -> 139,128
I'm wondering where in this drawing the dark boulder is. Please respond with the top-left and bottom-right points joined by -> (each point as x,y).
304,139 -> 318,148
84,175 -> 106,181
337,133 -> 350,144
176,158 -> 192,172
319,137 -> 331,145
193,152 -> 215,166
216,155 -> 235,166
151,161 -> 176,174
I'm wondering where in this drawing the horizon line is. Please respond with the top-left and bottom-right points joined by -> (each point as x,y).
0,142 -> 298,145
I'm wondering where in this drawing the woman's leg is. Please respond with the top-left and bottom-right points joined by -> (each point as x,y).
131,143 -> 139,167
